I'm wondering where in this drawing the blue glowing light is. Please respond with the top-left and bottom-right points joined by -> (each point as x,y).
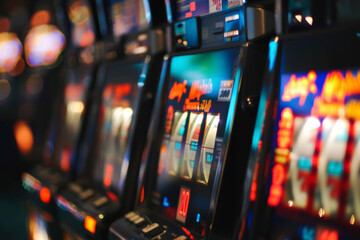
206,153 -> 213,163
327,160 -> 343,177
300,226 -> 315,240
268,40 -> 278,71
176,142 -> 181,150
190,141 -> 198,150
179,126 -> 185,135
163,197 -> 169,207
196,213 -> 200,222
298,157 -> 312,171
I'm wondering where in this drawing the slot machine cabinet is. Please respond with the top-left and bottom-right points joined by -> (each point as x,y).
53,0 -> 166,239
109,1 -> 274,239
22,0 -> 104,239
238,1 -> 360,240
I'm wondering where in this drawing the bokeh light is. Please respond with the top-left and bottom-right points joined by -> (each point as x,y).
0,32 -> 22,73
24,24 -> 65,67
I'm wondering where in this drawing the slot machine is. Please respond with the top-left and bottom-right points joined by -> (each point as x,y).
54,0 -> 166,239
238,1 -> 360,240
108,0 -> 273,239
22,0 -> 105,239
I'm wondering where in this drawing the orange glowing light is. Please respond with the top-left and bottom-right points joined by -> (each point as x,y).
0,18 -> 10,33
84,216 -> 96,234
319,230 -> 339,240
114,83 -> 132,99
103,164 -> 113,187
184,79 -> 213,111
79,30 -> 95,47
169,80 -> 187,102
60,148 -> 71,172
295,15 -> 302,23
311,70 -> 360,118
165,106 -> 174,133
187,79 -> 212,102
103,85 -> 113,100
140,186 -> 145,203
267,164 -> 285,206
10,58 -> 25,77
14,121 -> 34,154
190,2 -> 196,12
272,164 -> 285,185
185,12 -> 193,18
250,182 -> 257,201
282,71 -> 317,105
31,10 -> 51,27
268,185 -> 283,206
65,84 -> 83,100
305,16 -> 313,26
40,187 -> 51,203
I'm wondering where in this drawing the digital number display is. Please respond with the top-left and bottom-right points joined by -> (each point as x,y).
153,48 -> 240,235
176,187 -> 191,223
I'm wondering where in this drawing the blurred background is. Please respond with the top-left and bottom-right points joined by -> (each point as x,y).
0,0 -> 65,238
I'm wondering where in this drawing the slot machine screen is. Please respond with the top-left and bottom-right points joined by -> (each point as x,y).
152,47 -> 240,236
264,34 -> 360,239
59,68 -> 92,172
67,0 -> 96,47
172,0 -> 242,20
111,0 -> 148,37
94,61 -> 143,191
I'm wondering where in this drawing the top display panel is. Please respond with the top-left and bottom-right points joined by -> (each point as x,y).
170,0 -> 242,20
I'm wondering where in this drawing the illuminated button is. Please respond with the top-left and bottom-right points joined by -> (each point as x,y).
142,223 -> 165,238
225,14 -> 240,22
224,30 -> 239,38
69,183 -> 82,194
133,217 -> 148,228
93,196 -> 109,208
174,236 -> 188,240
142,223 -> 159,233
129,214 -> 141,222
84,216 -> 96,234
79,189 -> 94,200
125,211 -> 136,220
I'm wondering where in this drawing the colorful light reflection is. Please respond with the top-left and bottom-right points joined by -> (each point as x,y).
0,32 -> 22,73
25,25 -> 65,67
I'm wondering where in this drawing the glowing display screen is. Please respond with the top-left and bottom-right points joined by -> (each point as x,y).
153,48 -> 240,235
59,68 -> 91,172
111,0 -> 148,37
267,68 -> 360,238
24,25 -> 65,67
67,0 -> 96,47
94,62 -> 143,190
173,0 -> 242,20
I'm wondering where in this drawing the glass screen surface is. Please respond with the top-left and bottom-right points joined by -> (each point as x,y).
152,47 -> 240,236
95,62 -> 143,191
